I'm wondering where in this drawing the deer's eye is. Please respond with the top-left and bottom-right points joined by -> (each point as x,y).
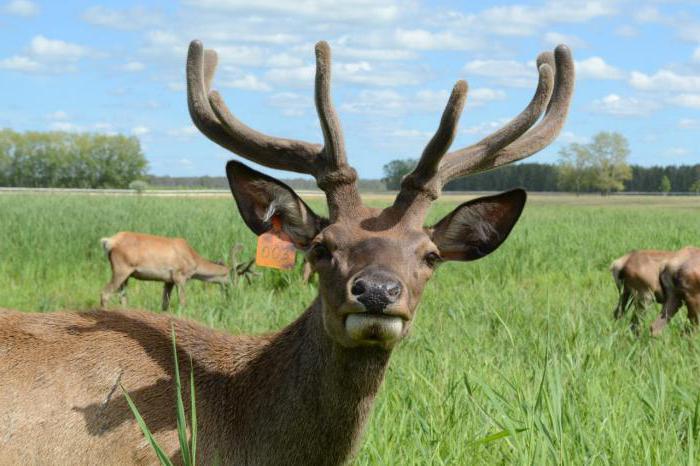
424,251 -> 442,268
309,243 -> 332,262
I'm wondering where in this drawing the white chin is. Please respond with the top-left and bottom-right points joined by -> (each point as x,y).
345,314 -> 404,344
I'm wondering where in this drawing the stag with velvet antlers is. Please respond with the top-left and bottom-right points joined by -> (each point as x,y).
0,40 -> 573,464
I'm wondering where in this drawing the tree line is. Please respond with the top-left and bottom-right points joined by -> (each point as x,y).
383,132 -> 700,193
0,129 -> 148,188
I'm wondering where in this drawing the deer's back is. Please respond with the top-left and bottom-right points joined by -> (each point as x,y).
0,309 -> 252,464
621,250 -> 675,294
108,232 -> 200,281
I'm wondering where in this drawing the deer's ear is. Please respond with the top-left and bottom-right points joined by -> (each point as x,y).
226,161 -> 327,248
429,189 -> 526,262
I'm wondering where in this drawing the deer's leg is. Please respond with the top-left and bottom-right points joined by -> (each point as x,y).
629,300 -> 646,336
650,293 -> 682,336
162,282 -> 175,311
684,295 -> 700,333
177,283 -> 187,307
118,279 -> 129,307
101,270 -> 131,308
614,287 -> 631,319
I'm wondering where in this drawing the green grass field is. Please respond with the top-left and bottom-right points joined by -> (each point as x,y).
2,192 -> 700,464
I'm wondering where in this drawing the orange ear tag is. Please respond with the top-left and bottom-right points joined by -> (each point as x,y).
255,215 -> 297,270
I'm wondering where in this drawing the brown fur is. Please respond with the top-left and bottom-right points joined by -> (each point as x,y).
101,232 -> 230,310
650,247 -> 700,335
611,249 -> 677,331
0,304 -> 388,464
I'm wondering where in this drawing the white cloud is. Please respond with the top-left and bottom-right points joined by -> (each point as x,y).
211,46 -> 267,67
182,0 -> 402,23
265,53 -> 304,68
265,60 -> 422,88
131,126 -> 150,136
268,92 -> 311,116
49,121 -> 81,132
462,118 -> 511,136
332,45 -> 417,61
462,59 -> 537,87
119,61 -> 145,72
679,118 -> 700,129
220,74 -> 271,91
3,0 -> 38,16
693,46 -> 700,63
469,88 -> 507,105
167,81 -> 185,92
46,111 -> 69,121
438,1 -> 617,38
543,32 -> 586,48
630,69 -> 700,93
29,35 -> 90,62
388,128 -> 434,139
615,25 -> 638,38
664,146 -> 688,158
340,86 -> 503,116
590,94 -> 658,117
667,94 -> 700,109
82,6 -> 162,31
93,122 -> 116,135
576,57 -> 624,80
394,28 -> 484,51
167,125 -> 199,138
0,55 -> 40,72
558,131 -> 589,144
634,6 -> 661,23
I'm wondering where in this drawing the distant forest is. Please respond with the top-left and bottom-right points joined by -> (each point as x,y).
150,163 -> 700,193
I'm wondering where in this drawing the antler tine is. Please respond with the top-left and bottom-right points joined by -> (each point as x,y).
187,40 -> 322,175
315,41 -> 347,172
312,41 -> 363,219
439,45 -> 574,182
393,81 -> 467,209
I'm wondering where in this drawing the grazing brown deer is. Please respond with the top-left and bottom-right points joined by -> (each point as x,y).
0,40 -> 573,464
610,249 -> 677,331
650,247 -> 700,335
100,232 -> 251,310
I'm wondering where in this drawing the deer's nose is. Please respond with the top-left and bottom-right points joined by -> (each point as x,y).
351,271 -> 402,313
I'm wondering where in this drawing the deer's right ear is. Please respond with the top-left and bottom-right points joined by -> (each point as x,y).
226,161 -> 327,248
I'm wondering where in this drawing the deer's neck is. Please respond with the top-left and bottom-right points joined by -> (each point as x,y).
200,297 -> 391,464
192,257 -> 228,281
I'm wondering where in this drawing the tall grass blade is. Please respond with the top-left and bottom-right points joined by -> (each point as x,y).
172,326 -> 193,466
121,384 -> 174,466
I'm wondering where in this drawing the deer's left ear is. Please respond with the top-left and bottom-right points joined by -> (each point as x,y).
429,189 -> 526,262
226,160 -> 328,248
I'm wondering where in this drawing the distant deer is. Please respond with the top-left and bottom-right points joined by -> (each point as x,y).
650,247 -> 700,335
610,249 -> 677,331
100,232 -> 253,310
0,40 -> 573,464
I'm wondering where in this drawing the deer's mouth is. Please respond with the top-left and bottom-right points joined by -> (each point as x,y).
344,313 -> 405,346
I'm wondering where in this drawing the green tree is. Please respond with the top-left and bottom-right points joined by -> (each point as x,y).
381,159 -> 416,190
557,143 -> 593,194
690,179 -> 700,195
556,132 -> 632,195
659,175 -> 672,195
0,130 -> 148,188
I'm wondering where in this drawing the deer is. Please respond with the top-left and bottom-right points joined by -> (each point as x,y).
650,247 -> 700,336
100,232 -> 254,310
0,40 -> 573,464
610,249 -> 679,332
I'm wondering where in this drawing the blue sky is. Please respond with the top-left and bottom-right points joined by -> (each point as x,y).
1,0 -> 699,178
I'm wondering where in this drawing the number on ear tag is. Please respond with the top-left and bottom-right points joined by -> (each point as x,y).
255,216 -> 297,270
